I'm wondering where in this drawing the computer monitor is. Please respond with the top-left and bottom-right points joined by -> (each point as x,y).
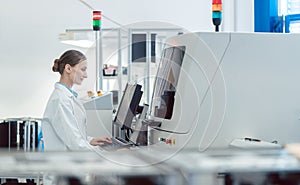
114,83 -> 143,130
150,46 -> 186,120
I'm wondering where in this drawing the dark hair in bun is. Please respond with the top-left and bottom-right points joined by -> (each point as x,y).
52,59 -> 60,72
52,50 -> 87,74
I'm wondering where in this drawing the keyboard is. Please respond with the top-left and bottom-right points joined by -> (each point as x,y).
100,137 -> 132,151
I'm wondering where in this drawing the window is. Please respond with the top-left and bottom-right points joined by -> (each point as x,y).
279,0 -> 300,33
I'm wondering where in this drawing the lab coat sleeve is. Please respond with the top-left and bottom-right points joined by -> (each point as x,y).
50,98 -> 92,151
87,136 -> 94,143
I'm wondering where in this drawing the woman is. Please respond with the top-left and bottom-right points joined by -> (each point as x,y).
42,50 -> 111,151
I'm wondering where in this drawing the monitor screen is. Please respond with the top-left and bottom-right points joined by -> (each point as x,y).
150,46 -> 186,119
131,34 -> 156,63
114,83 -> 143,129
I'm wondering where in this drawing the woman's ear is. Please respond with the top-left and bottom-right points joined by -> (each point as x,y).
65,64 -> 72,74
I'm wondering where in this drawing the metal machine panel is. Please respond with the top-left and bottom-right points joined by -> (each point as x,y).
150,32 -> 300,150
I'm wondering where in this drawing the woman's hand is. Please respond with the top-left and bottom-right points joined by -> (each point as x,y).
90,137 -> 112,146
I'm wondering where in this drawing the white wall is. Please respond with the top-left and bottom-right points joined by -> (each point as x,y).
222,0 -> 254,32
0,0 -> 254,118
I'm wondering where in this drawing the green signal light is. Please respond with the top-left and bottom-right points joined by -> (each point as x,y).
93,11 -> 102,31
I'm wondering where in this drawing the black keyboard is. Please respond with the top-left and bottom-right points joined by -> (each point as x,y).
100,137 -> 132,151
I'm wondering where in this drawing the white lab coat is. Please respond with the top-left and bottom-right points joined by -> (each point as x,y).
42,83 -> 94,151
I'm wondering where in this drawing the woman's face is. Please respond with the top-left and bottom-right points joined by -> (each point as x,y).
70,60 -> 88,85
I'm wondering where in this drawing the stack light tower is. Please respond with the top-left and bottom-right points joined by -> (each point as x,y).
93,11 -> 101,30
212,0 -> 222,32
93,11 -> 102,91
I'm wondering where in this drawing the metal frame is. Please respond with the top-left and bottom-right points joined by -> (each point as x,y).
65,27 -> 183,105
285,14 -> 300,32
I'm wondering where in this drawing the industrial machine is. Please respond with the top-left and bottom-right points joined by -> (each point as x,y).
83,92 -> 114,138
148,32 -> 300,150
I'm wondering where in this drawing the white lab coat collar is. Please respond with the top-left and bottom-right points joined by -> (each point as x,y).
55,83 -> 75,98
55,83 -> 86,115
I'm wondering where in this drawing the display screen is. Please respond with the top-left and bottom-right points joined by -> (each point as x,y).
150,46 -> 186,119
114,83 -> 143,129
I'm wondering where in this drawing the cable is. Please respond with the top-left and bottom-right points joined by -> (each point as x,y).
78,0 -> 94,10
124,131 -> 139,146
151,127 -> 188,134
